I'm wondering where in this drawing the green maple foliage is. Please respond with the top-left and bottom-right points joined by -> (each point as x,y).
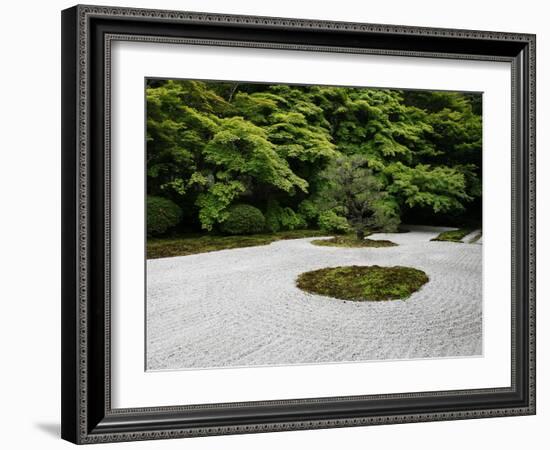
146,79 -> 482,234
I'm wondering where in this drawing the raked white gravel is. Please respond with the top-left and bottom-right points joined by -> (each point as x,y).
146,225 -> 482,370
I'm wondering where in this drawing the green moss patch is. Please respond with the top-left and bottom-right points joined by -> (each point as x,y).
296,265 -> 429,301
147,229 -> 327,259
431,228 -> 471,243
311,235 -> 397,248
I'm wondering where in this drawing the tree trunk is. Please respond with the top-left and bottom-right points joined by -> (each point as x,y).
227,83 -> 239,103
356,229 -> 365,241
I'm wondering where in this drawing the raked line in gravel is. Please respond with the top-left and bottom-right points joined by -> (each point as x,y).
146,225 -> 482,370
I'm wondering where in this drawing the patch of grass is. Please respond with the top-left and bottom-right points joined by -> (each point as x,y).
296,265 -> 429,301
147,229 -> 327,259
311,235 -> 397,248
431,228 -> 471,243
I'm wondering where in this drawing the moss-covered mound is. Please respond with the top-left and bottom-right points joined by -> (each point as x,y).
431,228 -> 471,243
296,265 -> 429,301
311,236 -> 397,248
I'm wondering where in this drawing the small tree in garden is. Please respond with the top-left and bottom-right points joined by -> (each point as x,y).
146,196 -> 183,237
319,155 -> 399,240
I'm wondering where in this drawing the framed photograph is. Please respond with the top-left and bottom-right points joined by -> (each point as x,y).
61,4 -> 536,444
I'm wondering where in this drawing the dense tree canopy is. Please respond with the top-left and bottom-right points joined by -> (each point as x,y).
146,79 -> 482,234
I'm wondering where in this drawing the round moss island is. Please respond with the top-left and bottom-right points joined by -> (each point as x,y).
296,265 -> 429,301
311,236 -> 397,248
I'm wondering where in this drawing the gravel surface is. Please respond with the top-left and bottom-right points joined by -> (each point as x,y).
146,226 -> 482,370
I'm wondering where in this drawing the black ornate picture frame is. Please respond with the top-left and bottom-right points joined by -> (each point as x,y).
61,4 -> 536,444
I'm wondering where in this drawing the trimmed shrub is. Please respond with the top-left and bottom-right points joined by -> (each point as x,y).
281,208 -> 306,230
147,196 -> 183,236
265,199 -> 306,232
265,200 -> 282,233
371,198 -> 401,233
297,199 -> 320,225
317,210 -> 350,234
219,204 -> 265,235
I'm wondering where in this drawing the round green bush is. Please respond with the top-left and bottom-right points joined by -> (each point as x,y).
317,210 -> 350,234
265,199 -> 306,232
297,199 -> 320,224
219,204 -> 265,235
265,200 -> 283,233
147,196 -> 183,236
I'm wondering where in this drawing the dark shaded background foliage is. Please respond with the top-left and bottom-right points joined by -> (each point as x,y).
146,79 -> 482,235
